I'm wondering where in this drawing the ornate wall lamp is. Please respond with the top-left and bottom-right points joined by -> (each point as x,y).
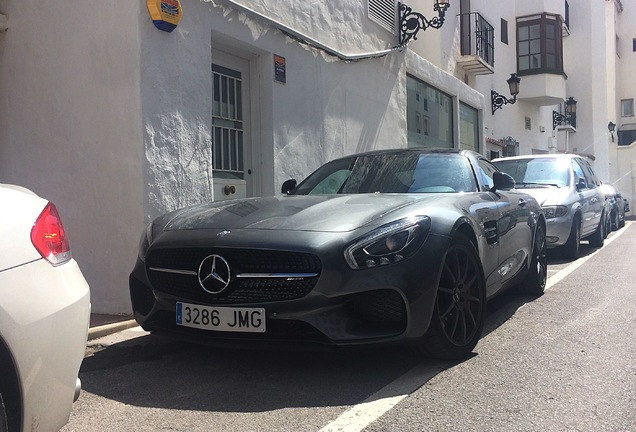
399,0 -> 451,45
491,74 -> 521,115
608,122 -> 616,142
552,97 -> 577,130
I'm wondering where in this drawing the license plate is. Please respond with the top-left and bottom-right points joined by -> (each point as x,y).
176,302 -> 266,333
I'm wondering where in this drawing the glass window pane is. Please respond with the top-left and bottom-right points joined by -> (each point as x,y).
228,79 -> 236,120
519,41 -> 529,55
221,76 -> 228,118
622,99 -> 634,116
546,54 -> 556,69
213,127 -> 222,170
460,103 -> 479,152
407,75 -> 452,149
236,81 -> 243,121
546,23 -> 556,38
519,56 -> 530,70
530,54 -> 541,69
229,130 -> 237,171
546,39 -> 556,54
518,26 -> 529,41
530,40 -> 541,54
213,74 -> 221,116
222,129 -> 230,169
529,24 -> 540,39
238,132 -> 244,172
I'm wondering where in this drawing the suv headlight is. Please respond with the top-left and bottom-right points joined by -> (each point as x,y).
344,216 -> 431,269
542,205 -> 568,219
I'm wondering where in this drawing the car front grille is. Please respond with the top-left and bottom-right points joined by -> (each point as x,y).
146,248 -> 322,304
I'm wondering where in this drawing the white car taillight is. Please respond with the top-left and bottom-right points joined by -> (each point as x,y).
30,202 -> 72,266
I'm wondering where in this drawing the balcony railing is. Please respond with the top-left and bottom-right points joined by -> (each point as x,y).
457,12 -> 494,75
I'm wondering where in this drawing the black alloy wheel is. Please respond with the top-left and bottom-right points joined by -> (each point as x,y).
419,233 -> 486,360
521,223 -> 547,296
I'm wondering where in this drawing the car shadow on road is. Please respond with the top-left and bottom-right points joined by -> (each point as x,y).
546,241 -> 602,265
78,289 -> 540,413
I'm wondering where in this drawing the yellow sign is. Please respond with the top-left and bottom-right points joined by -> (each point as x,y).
147,0 -> 183,33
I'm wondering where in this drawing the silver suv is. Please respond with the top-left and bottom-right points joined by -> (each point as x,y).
493,154 -> 605,259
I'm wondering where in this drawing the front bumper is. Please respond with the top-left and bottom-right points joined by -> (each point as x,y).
545,213 -> 575,248
129,233 -> 449,349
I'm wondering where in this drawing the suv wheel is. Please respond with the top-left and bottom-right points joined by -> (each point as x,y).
562,216 -> 581,260
589,213 -> 605,248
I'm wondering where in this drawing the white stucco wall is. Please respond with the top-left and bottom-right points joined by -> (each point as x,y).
140,0 -> 413,222
613,0 -> 636,208
0,0 -> 144,313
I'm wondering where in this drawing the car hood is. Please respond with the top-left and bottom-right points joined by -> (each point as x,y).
514,186 -> 570,206
164,194 -> 436,233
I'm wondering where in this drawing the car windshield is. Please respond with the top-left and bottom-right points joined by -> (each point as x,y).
494,158 -> 569,188
292,153 -> 478,195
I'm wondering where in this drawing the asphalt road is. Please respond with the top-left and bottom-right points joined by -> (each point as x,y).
62,223 -> 636,432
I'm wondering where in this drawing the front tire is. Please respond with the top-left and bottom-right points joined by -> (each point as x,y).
417,233 -> 486,360
521,223 -> 547,296
562,216 -> 581,260
589,213 -> 605,248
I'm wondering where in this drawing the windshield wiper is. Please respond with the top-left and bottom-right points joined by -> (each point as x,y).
517,182 -> 561,188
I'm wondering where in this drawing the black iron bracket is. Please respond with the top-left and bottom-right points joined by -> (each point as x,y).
491,91 -> 517,115
399,2 -> 450,46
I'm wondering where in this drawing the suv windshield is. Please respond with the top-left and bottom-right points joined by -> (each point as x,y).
495,158 -> 569,188
293,153 -> 478,195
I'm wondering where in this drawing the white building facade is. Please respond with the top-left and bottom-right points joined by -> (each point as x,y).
0,0 -> 632,313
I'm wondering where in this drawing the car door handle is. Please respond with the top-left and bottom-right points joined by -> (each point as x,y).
518,199 -> 527,207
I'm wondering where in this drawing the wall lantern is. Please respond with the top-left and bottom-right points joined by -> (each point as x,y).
147,0 -> 183,33
552,97 -> 577,130
491,73 -> 521,115
608,121 -> 616,142
399,0 -> 451,45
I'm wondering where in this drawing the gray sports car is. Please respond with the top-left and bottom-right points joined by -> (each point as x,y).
130,148 -> 546,359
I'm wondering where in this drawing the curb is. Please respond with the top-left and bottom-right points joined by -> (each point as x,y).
88,319 -> 139,341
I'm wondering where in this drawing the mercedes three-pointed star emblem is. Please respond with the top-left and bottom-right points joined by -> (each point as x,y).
197,254 -> 231,294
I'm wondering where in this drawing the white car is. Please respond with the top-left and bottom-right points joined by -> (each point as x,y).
0,184 -> 90,431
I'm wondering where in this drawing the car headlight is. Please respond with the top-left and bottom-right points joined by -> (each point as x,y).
542,205 -> 568,219
344,216 -> 431,270
138,222 -> 163,261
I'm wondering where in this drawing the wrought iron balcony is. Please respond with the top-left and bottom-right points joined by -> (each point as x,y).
457,12 -> 494,75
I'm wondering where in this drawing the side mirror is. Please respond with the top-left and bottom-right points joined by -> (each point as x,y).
576,176 -> 588,190
281,179 -> 297,195
491,171 -> 515,192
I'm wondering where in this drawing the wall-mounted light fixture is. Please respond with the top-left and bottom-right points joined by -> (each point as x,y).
399,1 -> 451,45
491,73 -> 521,115
608,121 -> 616,142
552,97 -> 577,130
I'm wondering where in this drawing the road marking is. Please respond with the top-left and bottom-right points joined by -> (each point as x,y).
546,221 -> 631,291
319,221 -> 632,432
319,362 -> 444,432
